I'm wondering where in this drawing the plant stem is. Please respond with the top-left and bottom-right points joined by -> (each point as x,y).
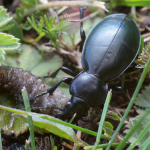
127,121 -> 150,150
138,135 -> 150,150
116,104 -> 150,150
25,139 -> 30,150
85,143 -> 119,150
92,90 -> 112,150
12,1 -> 107,19
106,55 -> 150,150
22,87 -> 35,150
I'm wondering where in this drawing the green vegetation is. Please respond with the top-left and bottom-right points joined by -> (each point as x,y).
1,0 -> 150,149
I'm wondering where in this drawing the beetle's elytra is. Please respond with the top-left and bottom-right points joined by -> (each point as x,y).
82,14 -> 140,82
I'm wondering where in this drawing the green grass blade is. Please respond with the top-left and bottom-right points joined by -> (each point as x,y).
127,121 -> 150,150
116,106 -> 150,149
92,90 -> 112,150
112,0 -> 150,6
0,105 -> 108,140
25,139 -> 30,150
138,136 -> 150,150
50,135 -> 55,150
22,87 -> 35,150
85,143 -> 119,150
106,55 -> 150,150
140,36 -> 144,53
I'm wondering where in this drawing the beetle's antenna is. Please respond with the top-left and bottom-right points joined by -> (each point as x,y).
30,91 -> 47,101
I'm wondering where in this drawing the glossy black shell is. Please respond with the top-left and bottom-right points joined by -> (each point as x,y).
70,71 -> 108,107
81,14 -> 141,82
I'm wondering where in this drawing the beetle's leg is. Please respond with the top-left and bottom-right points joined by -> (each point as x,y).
38,66 -> 76,79
32,77 -> 73,100
80,7 -> 86,44
115,86 -> 148,109
47,77 -> 72,94
81,118 -> 99,126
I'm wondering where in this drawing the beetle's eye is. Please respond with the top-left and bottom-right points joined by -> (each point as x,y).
65,101 -> 71,108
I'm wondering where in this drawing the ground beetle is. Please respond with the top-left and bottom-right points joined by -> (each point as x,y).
34,9 -> 141,120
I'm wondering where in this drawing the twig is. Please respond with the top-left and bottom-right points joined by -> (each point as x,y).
142,32 -> 150,38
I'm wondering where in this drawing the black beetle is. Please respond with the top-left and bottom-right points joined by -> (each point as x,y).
34,12 -> 141,120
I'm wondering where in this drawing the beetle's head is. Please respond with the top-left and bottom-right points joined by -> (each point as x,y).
61,96 -> 90,120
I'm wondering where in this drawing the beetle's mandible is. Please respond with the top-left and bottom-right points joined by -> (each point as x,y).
34,11 -> 141,120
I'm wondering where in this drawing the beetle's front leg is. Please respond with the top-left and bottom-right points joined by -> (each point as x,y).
80,7 -> 86,44
32,77 -> 73,100
38,66 -> 76,79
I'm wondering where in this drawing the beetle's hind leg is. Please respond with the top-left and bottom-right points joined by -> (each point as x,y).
115,86 -> 148,109
80,7 -> 86,44
38,66 -> 76,79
